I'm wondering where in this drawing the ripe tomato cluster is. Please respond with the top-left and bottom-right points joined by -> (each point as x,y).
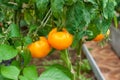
28,28 -> 73,58
28,28 -> 110,58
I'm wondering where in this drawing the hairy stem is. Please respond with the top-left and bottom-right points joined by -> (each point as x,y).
60,49 -> 76,80
1,27 -> 10,44
76,40 -> 83,79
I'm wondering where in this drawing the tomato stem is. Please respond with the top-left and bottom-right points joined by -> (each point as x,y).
76,40 -> 83,79
1,27 -> 10,44
113,14 -> 118,28
60,49 -> 76,80
57,7 -> 66,31
33,8 -> 52,36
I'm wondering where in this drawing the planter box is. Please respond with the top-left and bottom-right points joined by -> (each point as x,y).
82,44 -> 105,80
109,26 -> 120,57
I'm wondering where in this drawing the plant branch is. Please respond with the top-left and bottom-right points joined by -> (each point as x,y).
60,49 -> 76,80
1,27 -> 10,44
76,39 -> 83,78
33,8 -> 52,36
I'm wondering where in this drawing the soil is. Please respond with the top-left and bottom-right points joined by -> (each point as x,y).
85,41 -> 120,80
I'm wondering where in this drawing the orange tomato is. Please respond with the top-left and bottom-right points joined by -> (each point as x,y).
28,37 -> 51,58
93,29 -> 110,42
48,28 -> 73,50
93,34 -> 104,42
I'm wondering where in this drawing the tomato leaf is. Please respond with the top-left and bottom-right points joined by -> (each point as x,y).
102,0 -> 108,8
0,74 -> 11,80
29,25 -> 37,34
51,0 -> 64,18
19,76 -> 28,80
80,59 -> 91,72
0,74 -> 5,80
0,44 -> 18,61
0,1 -> 18,9
1,66 -> 20,80
36,0 -> 49,19
101,18 -> 112,34
21,65 -> 38,80
11,60 -> 21,69
84,0 -> 96,4
23,36 -> 32,47
38,65 -> 71,80
0,11 -> 4,22
48,64 -> 72,79
66,2 -> 90,34
72,31 -> 85,48
9,23 -> 21,38
65,0 -> 77,6
87,22 -> 100,41
103,0 -> 116,19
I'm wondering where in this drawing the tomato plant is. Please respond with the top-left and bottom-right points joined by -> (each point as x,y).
0,0 -> 116,80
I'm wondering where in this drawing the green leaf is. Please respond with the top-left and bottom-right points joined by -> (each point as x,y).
101,18 -> 111,34
0,12 -> 4,22
23,36 -> 32,47
0,74 -> 11,80
51,0 -> 65,18
65,0 -> 77,6
0,1 -> 18,9
38,66 -> 71,80
36,0 -> 49,19
9,23 -> 21,38
0,44 -> 18,60
14,40 -> 22,47
0,34 -> 4,38
0,74 -> 5,80
80,59 -> 91,72
102,0 -> 108,8
22,65 -> 38,80
11,60 -> 20,69
19,76 -> 28,80
103,0 -> 116,19
1,66 -> 20,79
87,22 -> 100,40
48,64 -> 72,79
72,31 -> 85,48
85,30 -> 93,38
84,0 -> 96,4
29,25 -> 37,34
82,8 -> 90,25
66,2 -> 90,34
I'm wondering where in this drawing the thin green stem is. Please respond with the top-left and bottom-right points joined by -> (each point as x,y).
33,8 -> 52,35
76,40 -> 83,79
114,14 -> 118,28
1,27 -> 10,44
60,49 -> 76,80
